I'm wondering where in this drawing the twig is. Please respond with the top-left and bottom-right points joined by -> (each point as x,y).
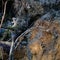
14,28 -> 31,49
0,41 -> 11,46
9,40 -> 14,60
0,1 -> 7,28
14,25 -> 47,49
9,31 -> 15,60
14,26 -> 36,49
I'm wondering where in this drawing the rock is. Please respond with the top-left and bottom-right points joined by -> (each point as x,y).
26,19 -> 60,60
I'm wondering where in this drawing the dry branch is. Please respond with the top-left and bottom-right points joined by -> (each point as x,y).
0,1 -> 7,28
